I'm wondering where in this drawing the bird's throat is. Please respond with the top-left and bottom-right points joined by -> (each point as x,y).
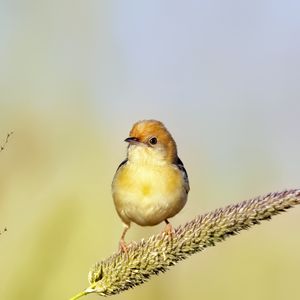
127,144 -> 166,165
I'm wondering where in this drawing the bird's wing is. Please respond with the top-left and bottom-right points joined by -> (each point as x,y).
116,159 -> 128,172
175,157 -> 190,193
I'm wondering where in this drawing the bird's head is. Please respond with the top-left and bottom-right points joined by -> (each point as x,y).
125,120 -> 177,164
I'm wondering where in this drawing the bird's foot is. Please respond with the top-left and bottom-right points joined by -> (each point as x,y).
163,221 -> 174,239
119,239 -> 129,254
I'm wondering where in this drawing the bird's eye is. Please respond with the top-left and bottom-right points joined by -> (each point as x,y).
149,137 -> 157,145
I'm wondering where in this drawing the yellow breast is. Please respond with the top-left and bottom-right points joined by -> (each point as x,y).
112,161 -> 187,226
115,161 -> 181,196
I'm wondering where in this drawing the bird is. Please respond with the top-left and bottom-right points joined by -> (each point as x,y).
112,119 -> 190,252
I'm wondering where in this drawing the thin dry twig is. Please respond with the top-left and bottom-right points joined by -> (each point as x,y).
70,189 -> 300,299
1,132 -> 13,236
0,131 -> 14,153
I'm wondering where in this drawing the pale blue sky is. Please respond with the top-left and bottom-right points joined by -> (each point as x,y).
1,1 -> 300,191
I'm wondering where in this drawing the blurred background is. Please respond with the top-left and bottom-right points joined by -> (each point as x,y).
1,1 -> 300,299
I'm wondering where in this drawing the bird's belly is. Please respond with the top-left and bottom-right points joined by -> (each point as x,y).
112,164 -> 187,226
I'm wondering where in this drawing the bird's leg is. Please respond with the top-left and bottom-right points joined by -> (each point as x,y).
119,223 -> 130,253
163,219 -> 174,238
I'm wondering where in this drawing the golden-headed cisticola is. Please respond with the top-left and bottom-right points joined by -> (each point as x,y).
112,120 -> 189,252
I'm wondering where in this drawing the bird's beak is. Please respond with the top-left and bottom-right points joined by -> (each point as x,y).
124,137 -> 139,144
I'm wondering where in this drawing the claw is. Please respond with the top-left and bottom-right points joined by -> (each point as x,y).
119,238 -> 128,254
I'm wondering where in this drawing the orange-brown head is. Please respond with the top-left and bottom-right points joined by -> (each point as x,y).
125,120 -> 178,164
